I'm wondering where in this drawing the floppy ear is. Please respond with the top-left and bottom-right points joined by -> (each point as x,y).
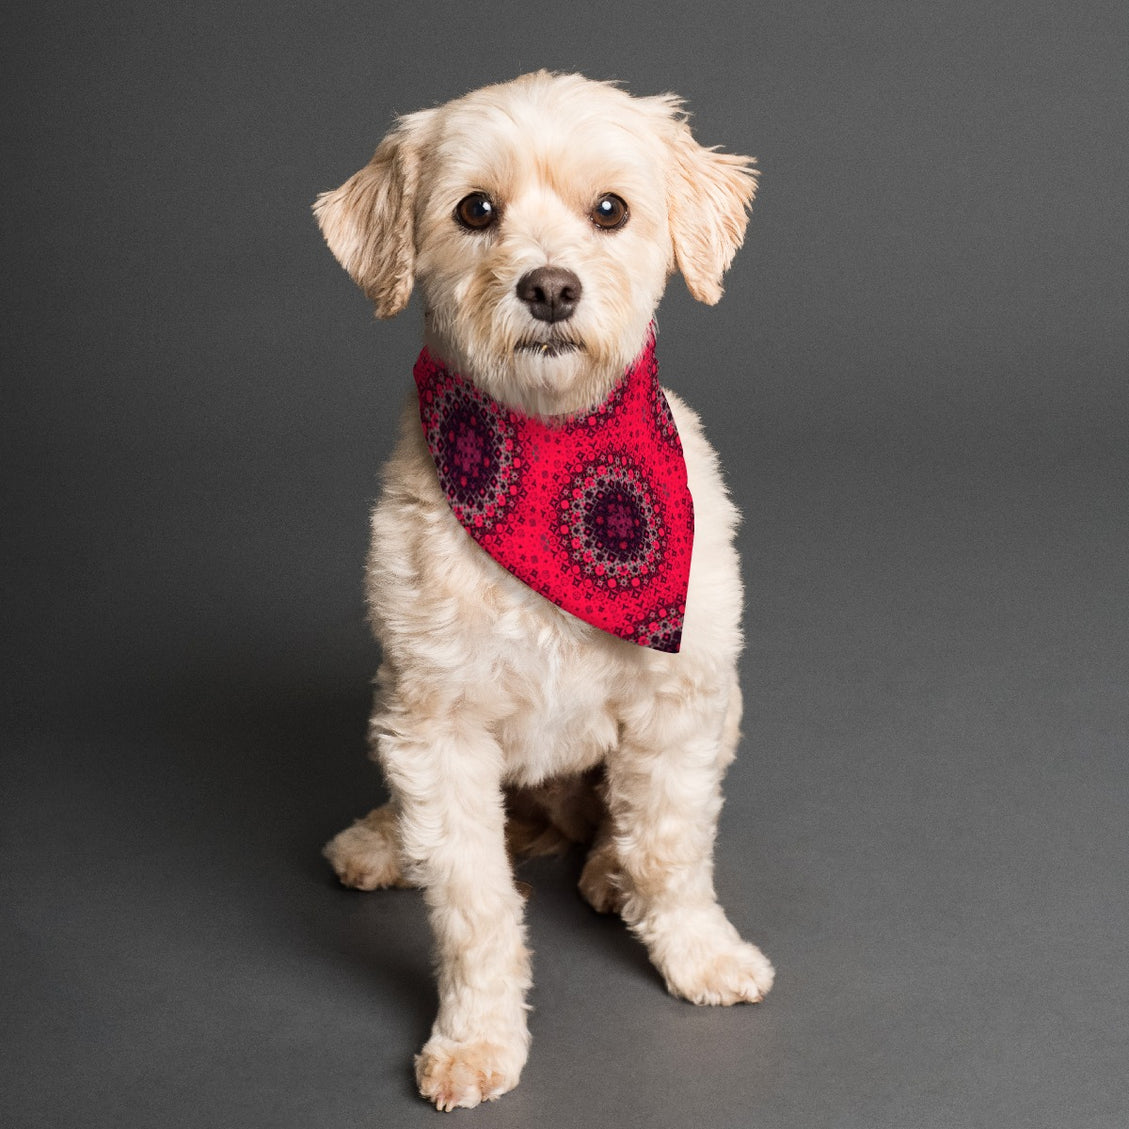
312,110 -> 432,318
666,120 -> 758,305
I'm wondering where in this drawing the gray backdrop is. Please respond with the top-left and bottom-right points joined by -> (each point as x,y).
4,2 -> 1127,1127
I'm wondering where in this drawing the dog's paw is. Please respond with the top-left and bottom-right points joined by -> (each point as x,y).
322,805 -> 410,891
661,936 -> 775,1006
415,1039 -> 524,1111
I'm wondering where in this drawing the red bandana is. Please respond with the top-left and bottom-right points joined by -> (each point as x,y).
414,330 -> 694,653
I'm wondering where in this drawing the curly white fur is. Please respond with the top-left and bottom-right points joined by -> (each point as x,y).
315,71 -> 773,1111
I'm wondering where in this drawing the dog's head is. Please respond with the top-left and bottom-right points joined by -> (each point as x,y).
315,71 -> 757,414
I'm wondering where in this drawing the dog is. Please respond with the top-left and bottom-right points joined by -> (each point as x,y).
314,71 -> 773,1111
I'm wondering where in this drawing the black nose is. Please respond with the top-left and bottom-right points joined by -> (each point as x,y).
516,266 -> 582,323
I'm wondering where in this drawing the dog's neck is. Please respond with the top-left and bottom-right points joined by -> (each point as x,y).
421,318 -> 641,419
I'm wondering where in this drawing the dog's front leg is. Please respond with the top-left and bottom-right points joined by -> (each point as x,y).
607,678 -> 775,1006
380,715 -> 531,1110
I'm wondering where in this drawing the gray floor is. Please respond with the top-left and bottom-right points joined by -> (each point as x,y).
5,433 -> 1127,1128
4,2 -> 1127,1126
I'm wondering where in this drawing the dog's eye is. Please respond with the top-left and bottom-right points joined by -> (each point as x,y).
590,194 -> 629,231
455,193 -> 498,231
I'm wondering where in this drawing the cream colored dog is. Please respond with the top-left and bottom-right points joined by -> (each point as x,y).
315,71 -> 773,1111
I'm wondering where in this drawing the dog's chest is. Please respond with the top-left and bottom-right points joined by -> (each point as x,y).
493,649 -> 621,785
372,420 -> 664,785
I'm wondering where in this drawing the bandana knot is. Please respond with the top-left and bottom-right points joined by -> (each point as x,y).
415,331 -> 693,652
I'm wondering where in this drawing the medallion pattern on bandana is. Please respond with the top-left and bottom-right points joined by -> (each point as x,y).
414,327 -> 694,653
418,376 -> 522,528
559,456 -> 664,590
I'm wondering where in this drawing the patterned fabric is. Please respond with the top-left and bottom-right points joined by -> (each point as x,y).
414,329 -> 694,653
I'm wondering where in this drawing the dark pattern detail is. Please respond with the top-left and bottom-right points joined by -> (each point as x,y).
418,374 -> 521,528
648,366 -> 682,450
559,457 -> 665,591
629,606 -> 685,653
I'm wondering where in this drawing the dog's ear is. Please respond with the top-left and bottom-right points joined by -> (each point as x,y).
666,119 -> 758,305
313,110 -> 433,319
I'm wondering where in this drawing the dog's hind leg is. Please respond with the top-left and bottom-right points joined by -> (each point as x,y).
323,802 -> 412,891
605,674 -> 775,1005
578,818 -> 626,915
504,768 -> 604,859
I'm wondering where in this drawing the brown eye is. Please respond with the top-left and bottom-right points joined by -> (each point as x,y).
591,193 -> 628,230
455,192 -> 498,231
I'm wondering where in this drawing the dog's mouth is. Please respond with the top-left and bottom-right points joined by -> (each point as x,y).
515,337 -> 585,358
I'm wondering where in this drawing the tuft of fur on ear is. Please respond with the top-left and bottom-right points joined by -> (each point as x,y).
666,121 -> 758,305
312,111 -> 432,318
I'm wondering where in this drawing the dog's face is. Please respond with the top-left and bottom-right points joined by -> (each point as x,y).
316,72 -> 757,414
